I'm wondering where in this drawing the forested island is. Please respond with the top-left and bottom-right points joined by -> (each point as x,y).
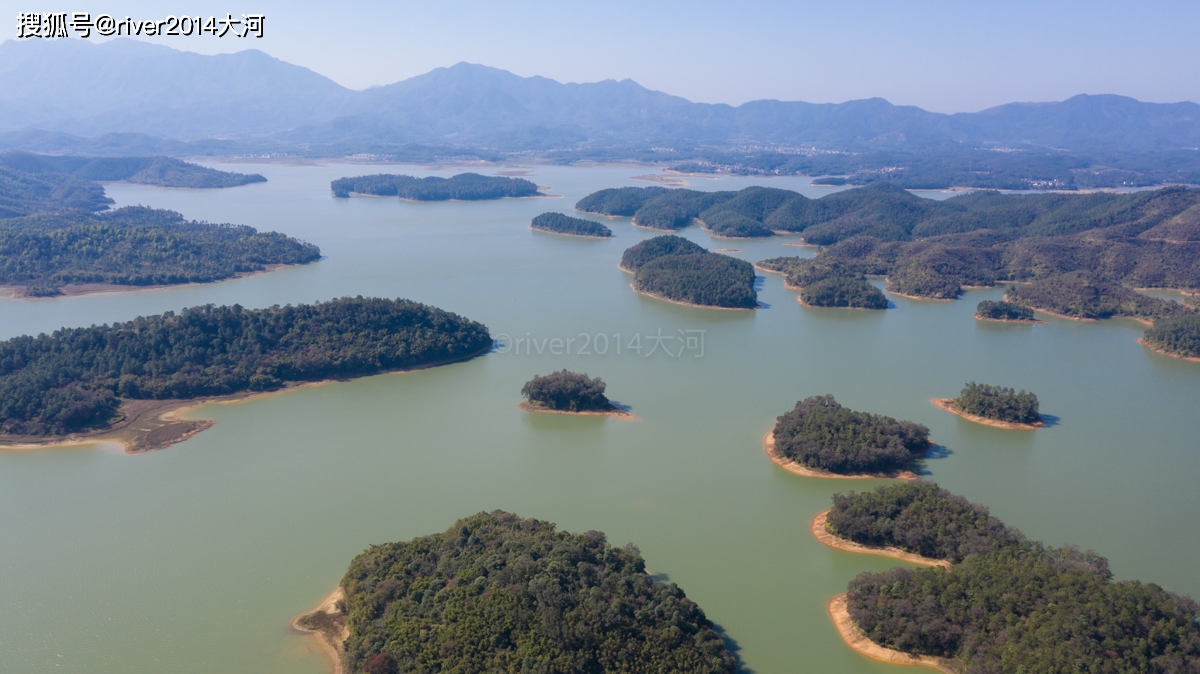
1141,314 -> 1200,360
331,172 -> 539,200
975,299 -> 1040,322
306,511 -> 737,674
620,235 -> 757,309
0,297 -> 491,451
825,484 -> 1200,674
934,382 -> 1043,429
767,395 -> 931,477
0,152 -> 266,189
520,370 -> 628,417
0,206 -> 320,297
1006,272 -> 1193,322
529,212 -> 612,238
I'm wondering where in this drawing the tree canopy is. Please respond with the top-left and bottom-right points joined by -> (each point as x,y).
0,297 -> 491,436
620,235 -> 757,308
1143,314 -> 1200,358
339,511 -> 737,674
953,382 -> 1041,424
800,276 -> 888,309
772,395 -> 930,474
1006,272 -> 1193,322
331,173 -> 538,200
975,300 -> 1035,321
530,212 -> 612,238
521,370 -> 610,412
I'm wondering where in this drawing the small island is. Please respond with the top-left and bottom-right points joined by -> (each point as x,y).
620,235 -> 757,309
975,299 -> 1043,323
519,370 -> 630,417
1140,314 -> 1200,361
831,486 -> 1200,674
934,381 -> 1043,429
766,395 -> 931,478
298,511 -> 737,674
529,212 -> 613,238
0,297 -> 492,452
331,172 -> 539,200
0,206 -> 320,297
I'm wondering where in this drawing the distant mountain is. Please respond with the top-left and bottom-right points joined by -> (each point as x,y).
1,39 -> 1198,152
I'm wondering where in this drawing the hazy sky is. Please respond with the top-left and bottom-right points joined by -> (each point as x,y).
4,0 -> 1198,112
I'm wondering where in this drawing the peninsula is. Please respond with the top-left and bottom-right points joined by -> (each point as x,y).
331,172 -> 539,200
322,511 -> 737,674
529,212 -> 613,238
620,235 -> 757,309
0,152 -> 266,189
0,297 -> 492,452
519,370 -> 631,417
933,382 -> 1044,429
767,395 -> 930,478
1140,314 -> 1200,361
0,206 -> 320,297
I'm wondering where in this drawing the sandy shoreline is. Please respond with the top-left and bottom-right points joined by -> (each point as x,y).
629,283 -> 756,311
885,286 -> 956,302
974,315 -> 1047,325
291,586 -> 347,674
519,401 -> 636,419
763,432 -> 922,481
810,511 -> 950,567
932,398 -> 1044,430
1136,338 -> 1200,362
0,264 -> 295,300
0,346 -> 492,454
828,595 -> 958,673
528,225 -> 612,239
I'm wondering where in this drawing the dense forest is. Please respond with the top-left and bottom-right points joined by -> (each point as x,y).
0,297 -> 491,436
799,276 -> 888,309
1143,314 -> 1200,358
521,370 -> 611,412
1006,272 -> 1193,321
0,206 -> 320,295
952,382 -> 1041,424
847,543 -> 1200,674
827,482 -> 1024,563
975,300 -> 1035,321
0,152 -> 265,188
530,212 -> 612,237
331,173 -> 538,200
339,511 -> 737,674
621,235 -> 757,309
0,164 -> 112,217
772,395 -> 930,474
575,186 -> 669,216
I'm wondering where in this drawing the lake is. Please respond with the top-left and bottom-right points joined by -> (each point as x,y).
1,164 -> 1197,674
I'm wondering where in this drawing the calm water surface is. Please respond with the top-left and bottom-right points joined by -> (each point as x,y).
0,165 -> 1197,674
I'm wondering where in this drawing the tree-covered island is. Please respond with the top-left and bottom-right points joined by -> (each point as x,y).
529,212 -> 612,238
0,297 -> 491,451
331,172 -> 539,200
0,206 -> 320,297
519,370 -> 628,417
934,381 -> 1043,429
757,256 -> 888,309
767,395 -> 931,477
620,235 -> 757,309
975,299 -> 1040,322
302,511 -> 737,674
1141,314 -> 1200,361
824,484 -> 1200,674
0,152 -> 266,189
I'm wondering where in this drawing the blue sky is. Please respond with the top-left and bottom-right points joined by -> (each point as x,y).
4,0 -> 1197,111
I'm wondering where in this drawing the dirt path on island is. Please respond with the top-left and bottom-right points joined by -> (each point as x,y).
828,595 -> 958,673
810,511 -> 950,568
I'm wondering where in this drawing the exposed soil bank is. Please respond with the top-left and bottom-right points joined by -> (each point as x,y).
291,586 -> 347,674
810,511 -> 950,568
1137,338 -> 1200,363
932,398 -> 1044,430
828,595 -> 958,674
762,432 -> 922,481
519,401 -> 635,419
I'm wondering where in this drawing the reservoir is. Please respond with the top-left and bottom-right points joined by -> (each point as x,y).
1,164 -> 1197,674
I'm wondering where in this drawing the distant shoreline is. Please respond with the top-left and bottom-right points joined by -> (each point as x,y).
1136,338 -> 1200,363
932,398 -> 1044,430
762,431 -> 922,481
810,511 -> 950,568
0,263 -> 296,300
518,401 -> 635,419
0,345 -> 492,454
290,586 -> 347,674
827,595 -> 957,674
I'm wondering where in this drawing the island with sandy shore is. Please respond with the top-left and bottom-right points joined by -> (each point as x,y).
520,370 -> 633,418
621,235 -> 757,309
0,297 -> 491,453
529,211 -> 613,238
767,395 -> 931,478
0,206 -> 319,298
324,511 -> 736,674
934,382 -> 1043,429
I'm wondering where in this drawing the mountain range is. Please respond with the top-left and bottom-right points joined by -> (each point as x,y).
1,38 -> 1198,153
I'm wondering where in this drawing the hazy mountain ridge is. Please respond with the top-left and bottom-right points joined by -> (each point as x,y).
1,39 -> 1198,152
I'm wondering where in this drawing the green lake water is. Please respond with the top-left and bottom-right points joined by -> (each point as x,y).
1,165 -> 1197,674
